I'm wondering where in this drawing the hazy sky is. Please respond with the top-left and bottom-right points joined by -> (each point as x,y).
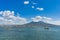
0,0 -> 60,25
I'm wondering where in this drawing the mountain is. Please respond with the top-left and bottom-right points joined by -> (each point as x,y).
0,21 -> 60,27
22,21 -> 60,27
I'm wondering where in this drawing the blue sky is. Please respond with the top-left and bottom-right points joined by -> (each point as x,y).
0,0 -> 60,20
0,0 -> 60,25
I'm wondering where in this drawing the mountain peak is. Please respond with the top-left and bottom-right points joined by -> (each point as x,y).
23,21 -> 60,27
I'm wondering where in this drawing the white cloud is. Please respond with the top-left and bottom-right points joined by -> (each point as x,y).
31,16 -> 52,22
0,11 -> 3,14
0,10 -> 27,25
0,10 -> 14,18
24,1 -> 29,4
31,16 -> 60,25
32,6 -> 35,8
36,8 -> 44,11
42,17 -> 52,22
32,16 -> 42,22
46,20 -> 60,25
32,2 -> 37,4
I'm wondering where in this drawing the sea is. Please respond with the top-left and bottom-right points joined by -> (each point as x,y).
0,26 -> 60,40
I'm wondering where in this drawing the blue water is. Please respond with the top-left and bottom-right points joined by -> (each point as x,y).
0,26 -> 60,40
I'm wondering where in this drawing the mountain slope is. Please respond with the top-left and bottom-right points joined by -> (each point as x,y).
23,21 -> 60,27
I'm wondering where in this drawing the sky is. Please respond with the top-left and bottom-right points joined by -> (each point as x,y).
0,0 -> 60,25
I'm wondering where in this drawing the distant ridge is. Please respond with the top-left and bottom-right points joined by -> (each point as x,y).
22,21 -> 60,27
0,21 -> 60,27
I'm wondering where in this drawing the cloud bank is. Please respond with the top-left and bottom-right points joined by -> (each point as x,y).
32,16 -> 52,22
0,10 -> 27,25
31,16 -> 60,25
0,10 -> 60,25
